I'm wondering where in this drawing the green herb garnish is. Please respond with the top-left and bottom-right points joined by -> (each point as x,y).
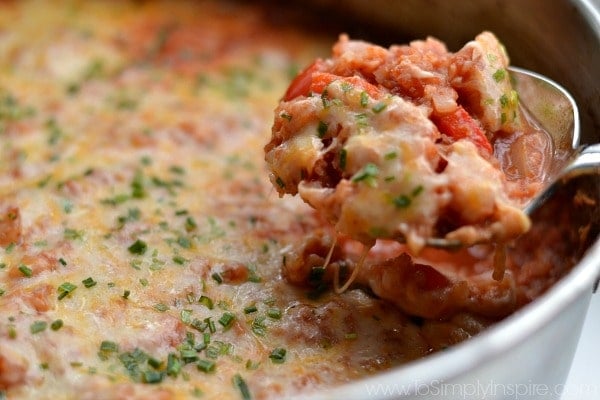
48,319 -> 62,331
211,272 -> 223,284
267,307 -> 282,320
82,277 -> 97,288
199,295 -> 214,310
493,68 -> 506,82
128,239 -> 147,255
233,374 -> 252,400
57,282 -> 77,300
339,148 -> 347,170
372,102 -> 387,113
268,348 -> 287,364
360,91 -> 369,107
30,321 -> 48,334
317,120 -> 328,138
18,265 -> 32,277
218,312 -> 235,329
197,359 -> 216,373
351,163 -> 379,187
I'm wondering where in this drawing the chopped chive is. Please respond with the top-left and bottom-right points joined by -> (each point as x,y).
246,359 -> 260,370
412,185 -> 424,197
190,318 -> 207,332
180,309 -> 193,324
173,255 -> 186,265
169,165 -> 185,175
180,348 -> 198,362
128,239 -> 147,255
360,91 -> 369,107
275,176 -> 285,189
243,305 -> 258,314
493,68 -> 506,82
392,195 -> 411,208
267,307 -> 282,320
205,345 -> 219,359
263,298 -> 276,306
211,272 -> 223,284
177,236 -> 191,249
18,264 -> 33,277
64,228 -> 84,240
233,374 -> 252,400
199,295 -> 214,310
251,317 -> 267,336
351,163 -> 379,186
206,318 -> 216,333
30,321 -> 48,334
57,282 -> 77,300
384,151 -> 397,160
372,102 -> 387,113
147,357 -> 163,369
51,319 -> 64,331
321,89 -> 331,108
197,359 -> 216,373
8,324 -> 17,339
130,171 -> 146,199
340,81 -> 353,92
355,112 -> 369,127
218,312 -> 235,329
317,120 -> 328,138
58,258 -> 67,266
142,369 -> 163,384
268,347 -> 287,364
123,290 -> 131,299
339,148 -> 347,170
345,332 -> 358,340
82,277 -> 97,288
166,353 -> 182,377
139,278 -> 149,286
154,303 -> 169,312
185,216 -> 197,232
247,265 -> 261,283
100,340 -> 119,353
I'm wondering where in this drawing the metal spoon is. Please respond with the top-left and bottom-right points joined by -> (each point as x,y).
425,67 -> 600,249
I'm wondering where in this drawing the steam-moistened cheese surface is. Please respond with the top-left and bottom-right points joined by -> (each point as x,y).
0,2 -> 565,400
265,33 -> 538,252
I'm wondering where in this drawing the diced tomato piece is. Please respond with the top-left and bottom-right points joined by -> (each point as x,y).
433,106 -> 492,155
283,60 -> 382,101
309,73 -> 382,99
283,60 -> 322,101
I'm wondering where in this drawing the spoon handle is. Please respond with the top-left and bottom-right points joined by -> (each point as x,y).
524,143 -> 600,216
565,143 -> 600,178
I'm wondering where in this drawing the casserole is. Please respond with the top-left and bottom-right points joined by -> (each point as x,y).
0,1 -> 598,399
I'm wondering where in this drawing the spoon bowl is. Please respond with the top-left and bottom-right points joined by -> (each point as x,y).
425,67 -> 600,250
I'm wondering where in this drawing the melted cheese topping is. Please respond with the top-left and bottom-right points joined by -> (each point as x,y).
0,2 -> 560,399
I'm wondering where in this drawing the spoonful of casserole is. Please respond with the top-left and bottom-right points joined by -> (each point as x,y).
264,32 -> 587,257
